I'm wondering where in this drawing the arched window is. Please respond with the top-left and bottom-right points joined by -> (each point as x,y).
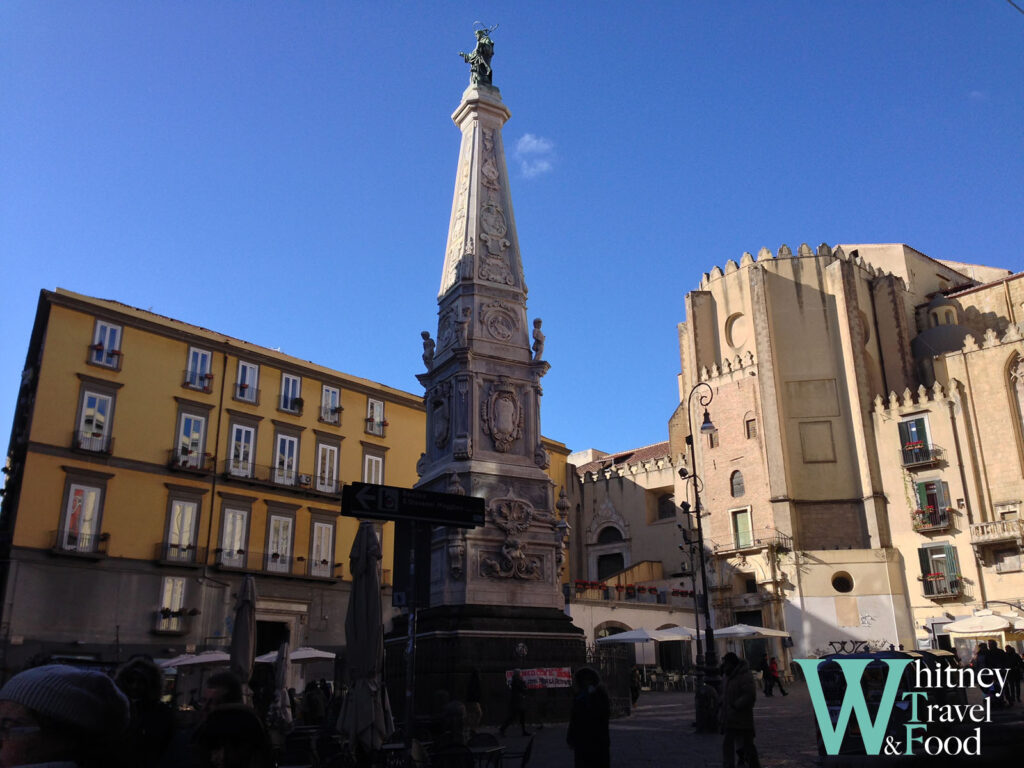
730,471 -> 745,498
597,526 -> 624,545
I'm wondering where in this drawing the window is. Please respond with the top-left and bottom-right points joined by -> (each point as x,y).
280,374 -> 302,413
274,434 -> 299,485
915,480 -> 950,512
236,361 -> 259,403
157,577 -> 187,633
366,398 -> 385,436
310,520 -> 334,578
363,451 -> 384,485
229,424 -> 256,478
76,390 -> 114,453
732,508 -> 753,548
220,506 -> 249,568
184,347 -> 213,392
266,513 -> 294,573
918,543 -> 962,597
89,320 -> 122,369
60,483 -> 103,553
597,553 -> 625,580
995,548 -> 1021,574
730,471 -> 745,498
899,416 -> 931,463
745,418 -> 758,439
707,431 -> 719,449
316,442 -> 339,493
175,412 -> 207,469
657,493 -> 676,521
320,386 -> 341,424
166,499 -> 198,562
596,526 -> 624,545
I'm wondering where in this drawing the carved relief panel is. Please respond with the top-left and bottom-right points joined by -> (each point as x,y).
481,376 -> 523,452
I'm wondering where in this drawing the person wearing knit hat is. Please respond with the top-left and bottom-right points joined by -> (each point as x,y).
0,663 -> 129,768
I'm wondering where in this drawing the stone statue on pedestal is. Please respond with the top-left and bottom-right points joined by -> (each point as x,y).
459,25 -> 496,86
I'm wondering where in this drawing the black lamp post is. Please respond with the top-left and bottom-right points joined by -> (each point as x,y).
679,380 -> 718,732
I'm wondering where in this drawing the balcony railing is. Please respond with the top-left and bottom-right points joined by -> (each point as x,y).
912,507 -> 953,533
365,418 -> 387,437
155,542 -> 206,566
970,519 -> 1024,546
569,581 -> 672,605
183,369 -> 215,393
73,430 -> 113,455
88,345 -> 123,370
213,547 -> 343,579
922,572 -> 963,599
713,530 -> 793,555
901,443 -> 943,468
152,609 -> 195,635
279,396 -> 304,415
168,449 -> 215,474
219,461 -> 341,496
319,405 -> 342,425
51,530 -> 109,558
233,384 -> 260,404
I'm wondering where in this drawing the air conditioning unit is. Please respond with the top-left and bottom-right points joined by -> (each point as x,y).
299,474 -> 312,486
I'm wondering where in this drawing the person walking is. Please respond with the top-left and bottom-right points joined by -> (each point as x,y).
629,665 -> 642,706
720,652 -> 761,768
566,667 -> 610,768
757,655 -> 771,696
499,669 -> 529,737
1006,646 -> 1022,704
766,657 -> 788,697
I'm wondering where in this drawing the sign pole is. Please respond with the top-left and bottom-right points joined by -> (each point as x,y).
404,521 -> 418,750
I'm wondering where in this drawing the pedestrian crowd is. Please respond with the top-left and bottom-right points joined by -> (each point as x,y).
970,639 -> 1024,706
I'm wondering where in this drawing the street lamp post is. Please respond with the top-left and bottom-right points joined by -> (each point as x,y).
679,380 -> 719,733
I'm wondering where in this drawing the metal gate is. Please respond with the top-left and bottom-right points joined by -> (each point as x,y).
585,643 -> 633,717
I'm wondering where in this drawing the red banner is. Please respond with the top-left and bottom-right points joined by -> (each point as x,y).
505,667 -> 572,689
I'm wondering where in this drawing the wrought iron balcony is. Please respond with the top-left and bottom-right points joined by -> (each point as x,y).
51,530 -> 109,558
182,369 -> 214,393
922,572 -> 964,599
319,405 -> 342,425
151,609 -> 197,635
901,443 -> 943,468
73,430 -> 113,455
219,461 -> 340,496
168,449 -> 214,474
912,507 -> 953,533
213,547 -> 342,580
233,384 -> 260,404
970,519 -> 1024,547
279,396 -> 303,415
87,344 -> 123,370
713,530 -> 793,556
155,542 -> 207,566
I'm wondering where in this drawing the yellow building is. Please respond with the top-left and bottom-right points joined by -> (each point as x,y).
0,288 -> 426,673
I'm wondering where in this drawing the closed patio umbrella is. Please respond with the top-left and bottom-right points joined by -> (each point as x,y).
338,522 -> 394,753
230,575 -> 257,692
159,650 -> 231,668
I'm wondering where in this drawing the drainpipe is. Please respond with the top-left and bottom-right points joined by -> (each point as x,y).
199,351 -> 230,646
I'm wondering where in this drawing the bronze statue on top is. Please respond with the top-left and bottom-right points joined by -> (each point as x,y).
459,24 -> 497,86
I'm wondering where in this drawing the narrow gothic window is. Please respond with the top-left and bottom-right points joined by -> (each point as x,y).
730,471 -> 745,498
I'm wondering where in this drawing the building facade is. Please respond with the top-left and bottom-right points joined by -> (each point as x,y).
669,242 -> 1024,663
0,288 -> 425,675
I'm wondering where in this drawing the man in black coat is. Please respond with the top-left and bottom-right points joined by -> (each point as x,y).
721,652 -> 761,768
566,667 -> 610,768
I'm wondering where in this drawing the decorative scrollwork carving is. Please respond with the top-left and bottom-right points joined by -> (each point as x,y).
481,377 -> 523,452
480,300 -> 519,342
480,537 -> 541,580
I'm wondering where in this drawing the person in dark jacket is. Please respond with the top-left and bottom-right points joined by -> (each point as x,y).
465,668 -> 483,735
720,652 -> 760,768
1005,646 -> 1022,704
499,669 -> 529,737
566,667 -> 610,768
114,656 -> 175,768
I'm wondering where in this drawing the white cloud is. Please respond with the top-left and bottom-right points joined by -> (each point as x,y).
968,90 -> 988,102
514,133 -> 555,177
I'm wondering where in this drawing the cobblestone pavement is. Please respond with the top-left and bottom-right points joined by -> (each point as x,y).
493,682 -> 1024,768
496,682 -> 820,768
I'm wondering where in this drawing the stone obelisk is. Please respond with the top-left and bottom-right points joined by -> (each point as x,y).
393,27 -> 584,722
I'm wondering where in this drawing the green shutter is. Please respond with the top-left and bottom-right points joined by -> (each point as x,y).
918,547 -> 931,577
943,544 -> 960,578
915,483 -> 928,510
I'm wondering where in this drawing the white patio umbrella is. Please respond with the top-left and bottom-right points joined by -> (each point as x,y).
596,628 -> 668,644
656,626 -> 697,640
159,650 -> 231,668
944,614 -> 1014,633
255,646 -> 338,664
713,624 -> 791,640
338,522 -> 394,753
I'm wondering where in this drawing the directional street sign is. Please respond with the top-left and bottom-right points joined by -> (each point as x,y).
341,482 -> 485,528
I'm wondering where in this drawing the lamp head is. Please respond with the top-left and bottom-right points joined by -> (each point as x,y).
699,409 -> 715,434
678,467 -> 689,480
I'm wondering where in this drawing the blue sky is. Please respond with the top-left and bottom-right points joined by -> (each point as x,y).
2,2 -> 1023,466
